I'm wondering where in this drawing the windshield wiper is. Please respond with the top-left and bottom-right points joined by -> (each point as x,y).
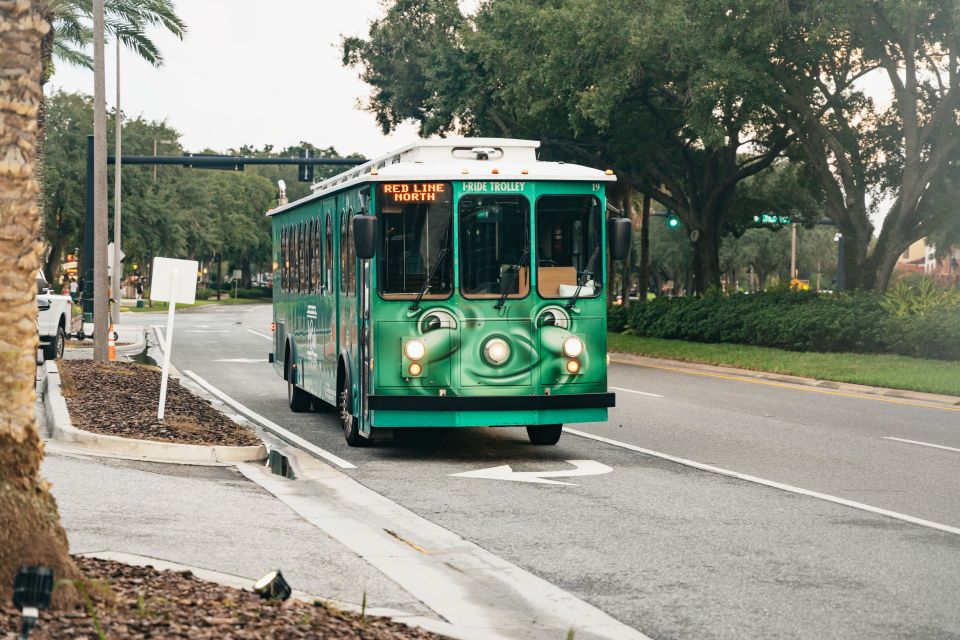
410,247 -> 449,312
495,248 -> 528,311
565,246 -> 600,310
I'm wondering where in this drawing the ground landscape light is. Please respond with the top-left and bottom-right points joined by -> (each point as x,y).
13,566 -> 54,640
253,570 -> 292,601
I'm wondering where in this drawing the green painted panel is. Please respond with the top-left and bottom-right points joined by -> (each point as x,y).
459,318 -> 533,387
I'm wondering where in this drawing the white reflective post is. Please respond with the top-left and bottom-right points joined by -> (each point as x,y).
157,268 -> 178,421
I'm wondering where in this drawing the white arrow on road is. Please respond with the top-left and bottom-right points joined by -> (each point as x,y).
450,460 -> 612,486
213,358 -> 268,363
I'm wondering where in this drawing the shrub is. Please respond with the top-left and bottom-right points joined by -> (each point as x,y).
607,305 -> 628,333
623,290 -> 892,355
235,287 -> 272,299
195,287 -> 216,301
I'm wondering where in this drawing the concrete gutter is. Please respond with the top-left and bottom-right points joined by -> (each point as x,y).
238,447 -> 651,640
609,352 -> 960,408
43,361 -> 267,465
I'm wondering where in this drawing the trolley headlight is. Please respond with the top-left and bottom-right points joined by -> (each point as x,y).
562,336 -> 584,358
483,338 -> 511,365
404,339 -> 426,361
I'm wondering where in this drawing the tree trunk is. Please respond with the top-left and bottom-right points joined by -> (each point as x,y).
637,193 -> 651,303
0,1 -> 80,608
691,222 -> 722,295
619,187 -> 634,308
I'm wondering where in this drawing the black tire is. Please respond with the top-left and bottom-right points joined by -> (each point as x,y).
286,358 -> 312,412
43,326 -> 65,361
311,396 -> 335,413
338,375 -> 368,447
526,424 -> 563,445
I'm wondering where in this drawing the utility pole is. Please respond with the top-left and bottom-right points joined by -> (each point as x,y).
93,0 -> 109,361
112,38 -> 122,327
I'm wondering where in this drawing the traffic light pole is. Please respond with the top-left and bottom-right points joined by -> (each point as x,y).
78,144 -> 364,337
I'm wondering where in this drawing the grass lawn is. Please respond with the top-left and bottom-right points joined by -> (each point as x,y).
608,333 -> 960,397
121,297 -> 269,313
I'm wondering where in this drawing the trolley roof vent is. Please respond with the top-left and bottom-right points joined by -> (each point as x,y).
457,146 -> 502,161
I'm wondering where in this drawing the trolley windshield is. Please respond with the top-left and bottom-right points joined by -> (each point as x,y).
377,183 -> 453,299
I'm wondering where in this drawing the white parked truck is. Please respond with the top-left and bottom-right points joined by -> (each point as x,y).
36,271 -> 72,360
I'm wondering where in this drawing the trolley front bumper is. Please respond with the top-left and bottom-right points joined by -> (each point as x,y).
368,392 -> 615,411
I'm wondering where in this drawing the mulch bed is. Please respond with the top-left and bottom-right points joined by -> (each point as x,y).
58,361 -> 260,447
1,556 -> 444,639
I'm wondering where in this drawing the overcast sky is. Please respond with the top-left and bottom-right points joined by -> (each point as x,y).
47,1 -> 444,159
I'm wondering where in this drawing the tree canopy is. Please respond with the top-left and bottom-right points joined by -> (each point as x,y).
41,90 -> 356,286
344,0 -> 960,293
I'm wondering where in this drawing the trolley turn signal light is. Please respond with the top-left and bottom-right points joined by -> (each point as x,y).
565,359 -> 581,374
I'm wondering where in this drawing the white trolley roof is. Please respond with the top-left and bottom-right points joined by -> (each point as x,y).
267,138 -> 616,217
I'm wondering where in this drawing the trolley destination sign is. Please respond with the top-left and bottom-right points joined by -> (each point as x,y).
382,182 -> 447,202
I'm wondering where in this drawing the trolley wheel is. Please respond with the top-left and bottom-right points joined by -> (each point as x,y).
286,360 -> 312,412
526,424 -> 563,445
311,396 -> 334,413
338,379 -> 368,447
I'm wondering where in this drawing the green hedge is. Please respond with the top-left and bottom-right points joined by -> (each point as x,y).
618,290 -> 960,360
234,287 -> 272,299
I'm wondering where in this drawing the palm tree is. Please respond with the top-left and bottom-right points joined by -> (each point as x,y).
0,0 -> 81,608
36,0 -> 186,273
43,0 -> 187,74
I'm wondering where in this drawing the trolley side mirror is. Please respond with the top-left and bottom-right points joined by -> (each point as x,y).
353,215 -> 377,260
608,217 -> 631,261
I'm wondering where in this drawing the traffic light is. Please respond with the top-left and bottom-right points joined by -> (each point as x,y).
666,213 -> 681,229
298,163 -> 314,182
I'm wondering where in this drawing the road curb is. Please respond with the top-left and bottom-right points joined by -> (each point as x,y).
609,352 -> 960,407
79,551 -> 475,640
66,326 -> 147,356
43,361 -> 267,465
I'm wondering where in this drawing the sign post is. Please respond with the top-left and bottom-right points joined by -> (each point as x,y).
151,257 -> 198,421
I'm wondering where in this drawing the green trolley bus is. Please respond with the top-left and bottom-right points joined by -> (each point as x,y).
268,138 -> 630,447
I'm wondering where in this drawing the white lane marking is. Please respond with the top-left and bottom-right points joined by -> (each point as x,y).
883,436 -> 960,454
184,330 -> 229,333
247,329 -> 272,341
564,427 -> 960,537
182,370 -> 356,470
451,460 -> 612,486
610,386 -> 664,398
213,358 -> 268,363
151,325 -> 166,353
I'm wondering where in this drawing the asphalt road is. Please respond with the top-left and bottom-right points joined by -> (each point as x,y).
118,304 -> 960,640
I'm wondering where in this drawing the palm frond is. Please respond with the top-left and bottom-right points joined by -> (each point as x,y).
46,0 -> 186,68
53,39 -> 93,69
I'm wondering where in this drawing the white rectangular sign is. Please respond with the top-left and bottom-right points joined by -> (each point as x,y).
151,257 -> 199,305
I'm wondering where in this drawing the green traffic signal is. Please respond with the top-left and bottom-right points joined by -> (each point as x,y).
667,214 -> 680,228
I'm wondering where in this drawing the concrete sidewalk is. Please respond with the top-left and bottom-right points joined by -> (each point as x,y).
42,451 -> 436,619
